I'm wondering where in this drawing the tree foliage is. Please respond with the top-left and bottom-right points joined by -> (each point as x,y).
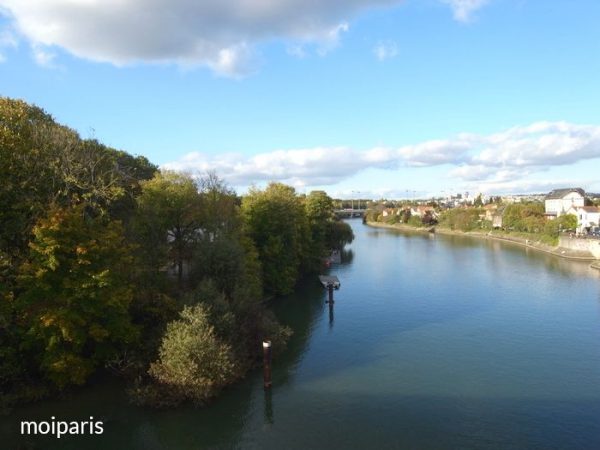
1,97 -> 355,408
135,171 -> 201,284
502,203 -> 546,233
242,183 -> 310,295
438,208 -> 482,231
148,304 -> 237,405
17,204 -> 137,387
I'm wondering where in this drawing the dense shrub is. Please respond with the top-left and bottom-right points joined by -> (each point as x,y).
147,305 -> 237,405
438,208 -> 482,231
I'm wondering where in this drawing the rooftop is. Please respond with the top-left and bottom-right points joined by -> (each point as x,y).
545,188 -> 585,200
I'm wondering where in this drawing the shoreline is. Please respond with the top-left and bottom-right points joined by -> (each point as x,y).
366,221 -> 599,263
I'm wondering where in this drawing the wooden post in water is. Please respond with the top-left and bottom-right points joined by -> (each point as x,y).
263,340 -> 272,389
328,283 -> 334,304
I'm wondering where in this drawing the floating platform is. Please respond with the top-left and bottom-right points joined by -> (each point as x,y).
319,275 -> 340,289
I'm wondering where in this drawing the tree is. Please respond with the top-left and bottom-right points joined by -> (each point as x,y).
242,183 -> 310,295
136,171 -> 202,285
0,97 -> 156,300
305,191 -> 335,269
0,250 -> 24,392
327,221 -> 355,250
148,304 -> 237,404
0,98 -> 62,256
503,203 -> 545,232
545,213 -> 578,236
198,171 -> 239,240
17,204 -> 137,387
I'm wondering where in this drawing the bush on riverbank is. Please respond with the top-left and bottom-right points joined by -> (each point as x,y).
147,305 -> 237,405
438,208 -> 485,231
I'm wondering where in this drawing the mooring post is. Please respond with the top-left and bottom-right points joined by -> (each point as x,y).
328,283 -> 334,304
263,340 -> 272,389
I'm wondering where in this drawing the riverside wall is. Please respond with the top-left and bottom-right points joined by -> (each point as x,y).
558,236 -> 600,259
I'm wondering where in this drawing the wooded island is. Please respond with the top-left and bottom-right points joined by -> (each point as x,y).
0,97 -> 354,410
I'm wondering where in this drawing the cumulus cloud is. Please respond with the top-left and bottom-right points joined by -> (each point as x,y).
0,0 -> 402,76
441,0 -> 489,22
373,40 -> 398,61
163,121 -> 600,192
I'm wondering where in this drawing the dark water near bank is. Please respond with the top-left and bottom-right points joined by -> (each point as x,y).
4,219 -> 600,449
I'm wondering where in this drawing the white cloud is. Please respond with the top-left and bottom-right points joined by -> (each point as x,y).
373,40 -> 398,61
32,44 -> 57,68
316,22 -> 350,56
0,28 -> 17,62
441,0 -> 489,22
471,122 -> 600,168
0,0 -> 400,77
397,138 -> 474,166
163,121 -> 600,193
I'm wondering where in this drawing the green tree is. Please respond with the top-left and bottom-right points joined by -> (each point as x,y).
305,190 -> 335,268
503,203 -> 545,232
148,304 -> 237,404
327,220 -> 355,249
198,171 -> 239,240
135,171 -> 202,284
545,213 -> 578,236
17,204 -> 137,387
242,183 -> 310,295
439,208 -> 481,231
0,98 -> 62,256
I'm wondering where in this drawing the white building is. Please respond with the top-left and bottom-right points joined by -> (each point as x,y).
567,206 -> 600,233
544,188 -> 585,218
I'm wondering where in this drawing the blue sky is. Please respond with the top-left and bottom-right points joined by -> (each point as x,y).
1,0 -> 599,198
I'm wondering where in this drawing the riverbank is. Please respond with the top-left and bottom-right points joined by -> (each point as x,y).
366,221 -> 599,262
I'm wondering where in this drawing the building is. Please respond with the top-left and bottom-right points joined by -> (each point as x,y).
566,206 -> 600,233
410,205 -> 437,218
544,188 -> 585,218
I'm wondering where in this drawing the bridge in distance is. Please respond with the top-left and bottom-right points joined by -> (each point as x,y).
334,208 -> 366,218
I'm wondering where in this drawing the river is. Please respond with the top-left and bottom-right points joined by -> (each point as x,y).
3,219 -> 600,449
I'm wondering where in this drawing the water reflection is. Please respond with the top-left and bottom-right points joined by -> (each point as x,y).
328,300 -> 335,329
271,281 -> 330,387
340,249 -> 354,264
263,389 -> 274,425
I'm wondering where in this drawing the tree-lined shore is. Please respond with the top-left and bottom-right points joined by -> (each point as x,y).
0,98 -> 353,410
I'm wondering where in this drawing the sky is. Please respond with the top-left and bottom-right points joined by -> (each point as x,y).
1,0 -> 599,199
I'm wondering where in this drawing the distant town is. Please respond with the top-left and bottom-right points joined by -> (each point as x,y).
336,188 -> 600,237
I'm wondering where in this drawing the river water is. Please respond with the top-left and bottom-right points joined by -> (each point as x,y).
4,219 -> 600,449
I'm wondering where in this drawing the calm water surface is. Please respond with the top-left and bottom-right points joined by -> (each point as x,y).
4,220 -> 600,449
